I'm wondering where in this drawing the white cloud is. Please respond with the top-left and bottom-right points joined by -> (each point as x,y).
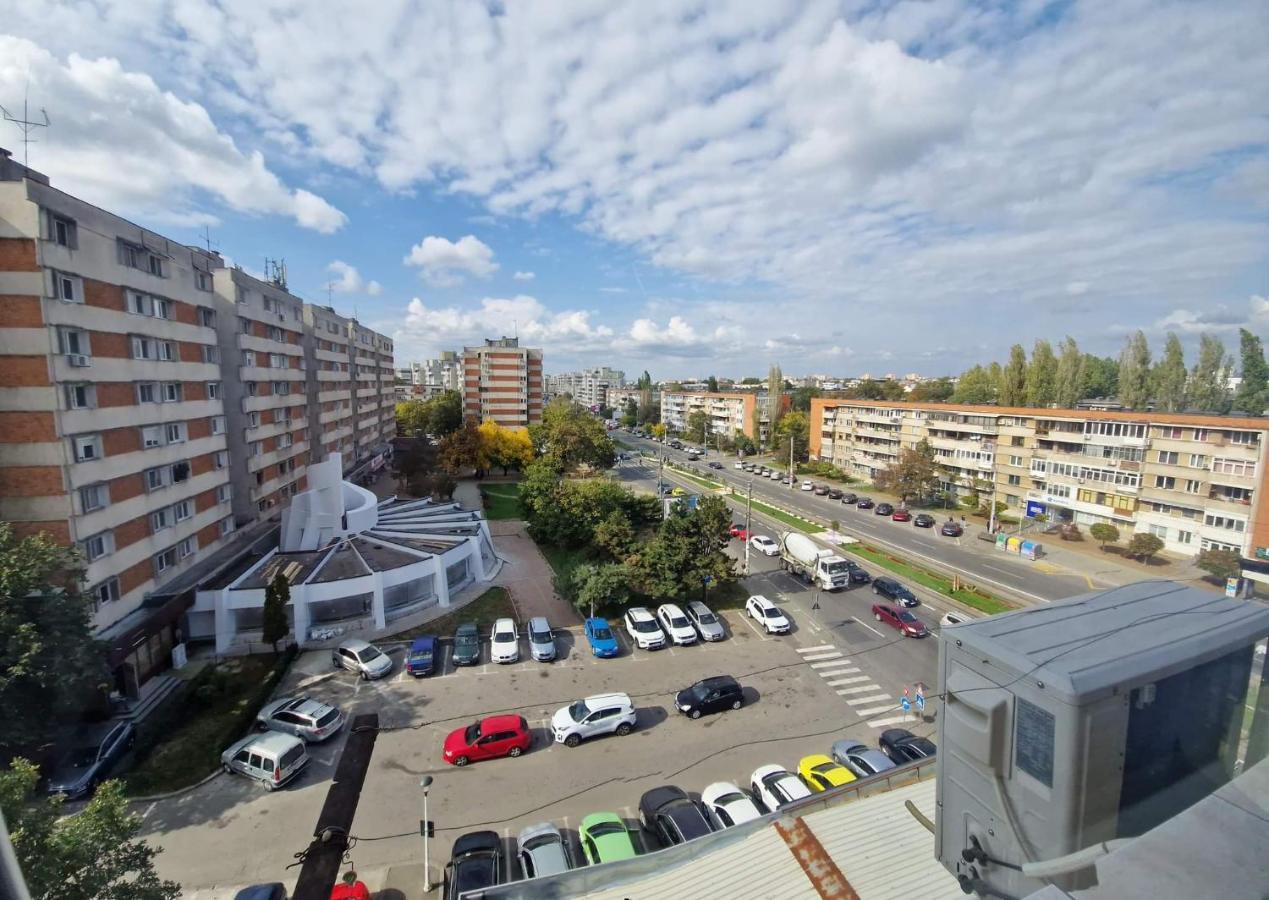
403,235 -> 499,286
393,294 -> 613,361
0,36 -> 345,233
513,270 -> 535,281
326,260 -> 382,295
1147,295 -> 1269,336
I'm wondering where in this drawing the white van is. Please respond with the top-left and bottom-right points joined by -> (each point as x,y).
221,731 -> 309,790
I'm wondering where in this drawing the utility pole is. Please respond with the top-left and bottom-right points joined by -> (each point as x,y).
790,435 -> 795,488
743,479 -> 753,576
658,454 -> 666,520
988,479 -> 999,534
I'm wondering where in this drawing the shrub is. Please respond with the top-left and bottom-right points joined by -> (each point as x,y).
1089,523 -> 1120,549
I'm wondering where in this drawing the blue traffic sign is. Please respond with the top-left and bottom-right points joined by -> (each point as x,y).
915,693 -> 925,712
900,695 -> 911,712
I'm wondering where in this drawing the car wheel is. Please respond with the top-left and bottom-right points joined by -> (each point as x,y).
874,612 -> 883,622
361,670 -> 370,681
508,746 -> 523,758
616,723 -> 633,737
453,755 -> 469,767
564,734 -> 582,748
731,699 -> 742,710
689,708 -> 702,720
222,763 -> 233,775
871,585 -> 878,594
265,778 -> 279,792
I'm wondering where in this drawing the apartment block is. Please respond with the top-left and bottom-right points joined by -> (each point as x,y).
661,390 -> 783,444
461,337 -> 543,426
307,304 -> 357,464
547,366 -> 625,408
810,398 -> 1269,559
0,148 -> 236,692
607,386 -> 659,412
413,351 -> 461,392
350,320 -> 397,460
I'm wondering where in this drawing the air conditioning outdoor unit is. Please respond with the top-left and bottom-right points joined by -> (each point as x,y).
66,354 -> 91,367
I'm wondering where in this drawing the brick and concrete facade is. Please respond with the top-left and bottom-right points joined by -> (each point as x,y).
461,336 -> 543,426
810,398 -> 1269,559
546,366 -> 625,408
306,305 -> 357,464
661,390 -> 783,445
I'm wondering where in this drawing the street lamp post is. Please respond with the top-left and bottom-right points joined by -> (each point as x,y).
421,775 -> 434,893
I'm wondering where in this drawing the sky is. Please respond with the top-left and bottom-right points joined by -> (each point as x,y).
1,0 -> 1265,380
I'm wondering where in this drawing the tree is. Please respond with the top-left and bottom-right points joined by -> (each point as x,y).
1189,334 -> 1232,414
907,378 -> 954,403
766,365 -> 784,428
999,344 -> 1027,406
477,421 -> 535,475
0,524 -> 104,761
636,370 -> 653,390
875,439 -> 943,502
845,378 -> 886,400
534,398 -> 616,471
1054,337 -> 1085,408
952,365 -> 996,404
1126,532 -> 1164,563
791,386 -> 821,412
439,417 -> 484,475
620,398 -> 638,428
685,410 -> 710,444
637,496 -> 734,602
773,411 -> 810,464
741,376 -> 762,385
1081,354 -> 1119,399
1152,333 -> 1188,413
1117,331 -> 1152,409
568,563 -> 634,615
879,380 -> 906,400
262,573 -> 290,652
1235,328 -> 1269,414
651,422 -> 667,440
1195,548 -> 1241,582
395,399 -> 429,436
1088,522 -> 1120,550
593,511 -> 636,560
0,759 -> 179,900
733,433 -> 756,456
426,390 -> 464,436
1025,340 -> 1058,407
706,375 -> 719,393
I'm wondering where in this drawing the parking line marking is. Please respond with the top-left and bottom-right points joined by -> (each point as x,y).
802,652 -> 842,662
825,676 -> 871,687
741,615 -> 766,638
845,693 -> 892,706
854,703 -> 899,718
837,684 -> 883,695
852,618 -> 886,638
870,715 -> 913,728
797,645 -> 836,654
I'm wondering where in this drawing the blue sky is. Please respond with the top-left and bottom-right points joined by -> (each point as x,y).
2,0 -> 1266,380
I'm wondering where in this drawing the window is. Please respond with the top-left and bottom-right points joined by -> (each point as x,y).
65,383 -> 95,409
250,441 -> 263,457
131,336 -> 156,360
173,500 -> 193,522
154,547 -> 177,574
211,415 -> 225,435
1157,426 -> 1184,439
152,507 -> 173,532
1213,458 -> 1256,477
239,317 -> 252,334
159,340 -> 176,361
195,271 -> 212,292
127,291 -> 152,316
148,253 -> 164,276
242,351 -> 256,367
152,297 -> 171,319
1189,454 -> 1207,468
246,381 -> 258,397
278,433 -> 292,449
269,353 -> 286,369
90,577 -> 120,609
52,270 -> 83,303
214,450 -> 228,469
1177,530 -> 1193,545
83,531 -> 114,562
217,484 -> 232,504
268,326 -> 283,342
58,327 -> 89,356
1149,525 -> 1168,539
1154,475 -> 1176,490
207,382 -> 221,400
51,214 -> 77,248
247,411 -> 260,428
1202,538 -> 1239,552
1184,479 -> 1202,494
80,483 -> 109,512
162,382 -> 181,403
203,345 -> 220,364
262,297 -> 273,312
177,536 -> 197,559
170,460 -> 190,483
145,467 -> 167,491
136,382 -> 159,404
165,423 -> 186,444
1007,474 -> 1021,486
73,434 -> 102,462
275,381 -> 290,395
1204,514 -> 1246,532
1009,455 -> 1023,466
219,516 -> 235,537
1157,450 -> 1178,465
1228,431 -> 1258,445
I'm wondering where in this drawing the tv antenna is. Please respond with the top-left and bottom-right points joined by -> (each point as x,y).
264,257 -> 288,291
1,86 -> 50,168
200,225 -> 220,255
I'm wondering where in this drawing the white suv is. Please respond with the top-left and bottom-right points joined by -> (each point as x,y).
624,607 -> 667,650
551,693 -> 637,747
657,603 -> 698,645
490,617 -> 520,663
746,595 -> 791,634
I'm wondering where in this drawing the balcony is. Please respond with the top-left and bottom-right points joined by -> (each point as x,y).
1207,491 -> 1253,511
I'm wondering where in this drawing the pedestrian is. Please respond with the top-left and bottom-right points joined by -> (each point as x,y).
960,514 -> 966,525
330,870 -> 371,900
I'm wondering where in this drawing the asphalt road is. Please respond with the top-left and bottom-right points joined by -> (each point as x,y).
616,433 -> 1100,604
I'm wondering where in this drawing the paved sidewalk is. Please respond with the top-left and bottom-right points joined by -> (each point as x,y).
182,862 -> 432,900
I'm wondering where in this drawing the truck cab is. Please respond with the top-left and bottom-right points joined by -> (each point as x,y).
780,532 -> 852,591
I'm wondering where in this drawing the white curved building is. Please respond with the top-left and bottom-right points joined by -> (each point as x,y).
188,453 -> 498,652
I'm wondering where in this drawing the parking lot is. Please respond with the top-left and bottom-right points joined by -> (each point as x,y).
143,573 -> 941,894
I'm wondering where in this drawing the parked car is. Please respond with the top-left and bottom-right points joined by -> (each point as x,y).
729,523 -> 749,539
670,486 -> 686,496
878,728 -> 938,764
452,622 -> 481,666
584,617 -> 620,658
676,675 -> 744,719
685,600 -> 725,641
527,616 -> 556,662
940,611 -> 972,627
746,594 -> 790,634
940,521 -> 964,537
708,461 -> 724,470
231,885 -> 286,900
406,634 -> 437,676
841,492 -> 858,504
490,617 -> 520,664
875,502 -> 895,516
733,460 -> 745,469
517,823 -> 574,880
749,534 -> 779,556
891,508 -> 912,522
639,786 -> 714,847
443,715 -> 531,766
221,731 -> 308,791
657,603 -> 698,645
873,577 -> 918,607
758,467 -> 770,476
552,693 -> 637,747
913,513 -> 936,528
701,782 -> 763,829
813,485 -> 830,496
624,606 -> 667,650
445,831 -> 503,900
255,696 -> 343,742
856,497 -> 875,509
827,488 -> 843,500
750,765 -> 812,811
46,721 -> 136,798
797,754 -> 857,792
578,812 -> 639,865
872,603 -> 928,638
844,560 -> 871,585
831,739 -> 897,779
331,638 -> 393,680
783,476 -> 797,485
800,480 -> 814,491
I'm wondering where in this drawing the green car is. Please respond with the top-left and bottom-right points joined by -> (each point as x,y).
578,812 -> 638,865
452,622 -> 481,667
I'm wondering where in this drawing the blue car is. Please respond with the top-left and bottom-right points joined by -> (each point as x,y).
406,635 -> 437,677
584,617 -> 619,658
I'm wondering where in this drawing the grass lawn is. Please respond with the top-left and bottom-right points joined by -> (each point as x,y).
732,490 -> 825,533
479,482 -> 522,520
664,463 -> 725,491
842,543 -> 1014,615
386,586 -> 517,640
124,654 -> 284,796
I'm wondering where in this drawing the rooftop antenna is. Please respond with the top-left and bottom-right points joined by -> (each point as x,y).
1,84 -> 50,168
264,257 -> 288,291
326,281 -> 334,305
200,225 -> 219,255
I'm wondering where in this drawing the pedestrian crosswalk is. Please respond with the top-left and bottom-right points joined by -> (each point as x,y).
795,644 -> 913,729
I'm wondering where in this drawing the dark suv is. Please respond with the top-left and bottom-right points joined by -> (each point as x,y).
452,622 -> 481,666
639,785 -> 714,847
873,577 -> 918,607
844,561 -> 871,586
445,831 -> 503,900
676,675 -> 743,719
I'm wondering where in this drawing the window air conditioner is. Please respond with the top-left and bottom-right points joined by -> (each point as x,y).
66,354 -> 91,367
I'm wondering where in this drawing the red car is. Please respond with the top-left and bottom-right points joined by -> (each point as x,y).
729,523 -> 749,540
871,603 -> 927,638
891,509 -> 912,523
443,715 -> 531,767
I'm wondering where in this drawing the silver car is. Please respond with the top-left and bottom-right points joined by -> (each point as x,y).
831,739 -> 896,779
256,696 -> 344,742
517,822 -> 574,878
527,616 -> 556,662
331,638 -> 392,679
686,600 -> 725,641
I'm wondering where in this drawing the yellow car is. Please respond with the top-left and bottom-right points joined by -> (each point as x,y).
798,754 -> 857,792
670,487 -> 687,497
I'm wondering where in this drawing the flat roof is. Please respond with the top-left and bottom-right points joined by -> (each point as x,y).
237,551 -> 326,590
308,542 -> 370,583
350,537 -> 427,571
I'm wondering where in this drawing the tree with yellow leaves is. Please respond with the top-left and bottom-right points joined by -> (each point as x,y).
478,421 -> 535,475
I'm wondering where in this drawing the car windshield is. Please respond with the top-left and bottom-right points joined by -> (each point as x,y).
631,617 -> 658,633
494,629 -> 514,642
717,791 -> 747,807
455,857 -> 497,893
359,646 -> 383,662
567,700 -> 592,722
690,682 -> 712,699
523,833 -> 559,853
63,746 -> 99,768
464,723 -> 480,743
531,626 -> 551,642
410,648 -> 432,662
591,625 -> 613,641
587,821 -> 626,839
670,615 -> 689,628
455,631 -> 477,647
813,762 -> 840,775
825,560 -> 850,574
898,611 -> 919,623
764,607 -> 783,618
696,611 -> 717,625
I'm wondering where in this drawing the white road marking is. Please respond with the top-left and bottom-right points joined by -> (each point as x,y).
830,679 -> 874,690
837,684 -> 884,696
139,802 -> 156,822
802,652 -> 842,662
741,614 -> 766,638
870,715 -> 915,728
852,618 -> 886,638
815,666 -> 861,677
845,693 -> 892,706
855,703 -> 899,718
809,659 -> 850,669
796,644 -> 836,654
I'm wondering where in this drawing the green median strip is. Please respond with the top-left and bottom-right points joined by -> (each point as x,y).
730,489 -> 825,533
664,464 -> 725,491
841,543 -> 1014,616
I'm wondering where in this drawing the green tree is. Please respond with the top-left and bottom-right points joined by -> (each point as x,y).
439,417 -> 484,474
845,379 -> 886,400
1054,337 -> 1085,408
0,524 -> 104,761
1081,354 -> 1119,399
262,572 -> 290,652
1025,340 -> 1058,407
791,385 -> 821,412
1235,328 -> 1269,414
874,439 -> 943,503
1189,334 -> 1232,414
568,563 -> 634,615
773,411 -> 810,464
1126,532 -> 1165,563
636,370 -> 653,390
620,398 -> 638,428
952,365 -> 997,404
1088,522 -> 1120,550
395,399 -> 429,436
706,375 -> 719,393
533,398 -> 616,471
907,378 -> 954,403
1153,332 -> 1188,412
593,510 -> 636,560
999,344 -> 1027,406
0,759 -> 179,900
1117,331 -> 1152,409
879,380 -> 906,400
741,376 -> 761,385
637,496 -> 734,602
685,409 -> 710,444
1195,548 -> 1241,582
428,390 -> 465,436
766,365 -> 784,428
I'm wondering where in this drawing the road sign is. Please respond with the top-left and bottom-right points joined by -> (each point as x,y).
419,819 -> 435,838
703,575 -> 713,586
915,693 -> 925,713
900,695 -> 911,713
